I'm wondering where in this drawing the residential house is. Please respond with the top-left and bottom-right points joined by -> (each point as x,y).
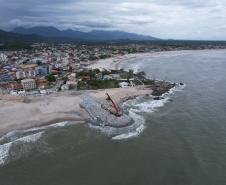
61,84 -> 69,91
0,74 -> 10,81
119,82 -> 129,88
82,76 -> 90,81
80,60 -> 91,65
36,79 -> 48,89
103,75 -> 113,79
68,73 -> 76,80
112,74 -> 120,80
96,74 -> 103,80
66,80 -> 77,89
7,83 -> 24,93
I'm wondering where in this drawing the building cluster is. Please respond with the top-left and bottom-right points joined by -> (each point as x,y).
0,43 -> 135,94
0,42 -> 225,94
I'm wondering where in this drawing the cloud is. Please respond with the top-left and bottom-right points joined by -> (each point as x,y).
1,0 -> 226,40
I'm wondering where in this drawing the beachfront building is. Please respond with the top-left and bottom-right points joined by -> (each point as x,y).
67,73 -> 76,80
119,82 -> 129,88
103,75 -> 113,79
21,79 -> 36,90
7,83 -> 24,94
66,80 -> 77,89
112,74 -> 120,80
61,84 -> 69,91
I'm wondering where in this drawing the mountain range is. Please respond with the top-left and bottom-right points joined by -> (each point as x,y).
11,26 -> 160,41
0,29 -> 53,44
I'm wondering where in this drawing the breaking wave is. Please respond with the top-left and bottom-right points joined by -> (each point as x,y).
0,131 -> 44,165
0,121 -> 84,143
111,83 -> 185,140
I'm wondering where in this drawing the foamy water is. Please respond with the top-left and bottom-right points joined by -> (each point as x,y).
0,131 -> 44,165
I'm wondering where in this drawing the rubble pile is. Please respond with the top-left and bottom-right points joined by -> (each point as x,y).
80,93 -> 133,127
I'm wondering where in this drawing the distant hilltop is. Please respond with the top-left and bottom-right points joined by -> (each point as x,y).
0,29 -> 52,44
11,26 -> 160,41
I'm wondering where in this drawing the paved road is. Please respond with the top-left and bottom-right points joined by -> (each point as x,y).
48,80 -> 63,91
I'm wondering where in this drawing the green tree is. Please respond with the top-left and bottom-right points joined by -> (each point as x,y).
69,85 -> 73,90
62,77 -> 69,84
93,68 -> 100,74
88,55 -> 97,61
14,78 -> 23,83
36,60 -> 42,66
102,70 -> 110,76
69,66 -> 72,72
45,74 -> 56,82
137,71 -> 146,76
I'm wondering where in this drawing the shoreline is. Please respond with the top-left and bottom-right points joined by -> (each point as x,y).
1,49 -> 223,138
88,49 -> 224,71
0,87 -> 152,137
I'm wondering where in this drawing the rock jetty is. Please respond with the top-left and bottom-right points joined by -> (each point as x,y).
79,93 -> 133,127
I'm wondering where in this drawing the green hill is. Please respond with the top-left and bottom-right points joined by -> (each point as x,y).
0,42 -> 32,51
0,29 -> 53,44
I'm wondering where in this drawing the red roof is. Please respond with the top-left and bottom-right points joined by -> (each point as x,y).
37,79 -> 47,83
50,69 -> 57,73
9,83 -> 23,90
82,76 -> 90,78
96,74 -> 102,78
73,70 -> 80,73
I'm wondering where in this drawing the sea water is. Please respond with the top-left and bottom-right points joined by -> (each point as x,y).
0,50 -> 226,185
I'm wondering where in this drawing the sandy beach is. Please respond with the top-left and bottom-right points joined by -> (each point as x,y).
0,49 -> 218,137
0,87 -> 152,137
88,50 -> 213,71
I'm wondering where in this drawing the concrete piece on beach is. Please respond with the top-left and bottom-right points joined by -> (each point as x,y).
79,93 -> 133,127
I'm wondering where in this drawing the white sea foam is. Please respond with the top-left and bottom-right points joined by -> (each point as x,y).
23,121 -> 69,133
0,131 -> 44,165
112,123 -> 146,140
16,131 -> 44,143
0,121 -> 81,141
113,84 -> 185,140
131,98 -> 169,113
165,83 -> 186,95
0,142 -> 13,165
0,130 -> 20,142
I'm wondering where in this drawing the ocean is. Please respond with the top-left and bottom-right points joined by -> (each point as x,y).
1,50 -> 226,185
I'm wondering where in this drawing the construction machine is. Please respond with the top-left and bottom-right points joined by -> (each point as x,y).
106,93 -> 123,117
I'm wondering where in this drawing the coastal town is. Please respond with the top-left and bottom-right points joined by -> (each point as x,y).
0,41 -> 224,137
0,41 -> 225,97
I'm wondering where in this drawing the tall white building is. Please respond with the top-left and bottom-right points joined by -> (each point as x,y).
0,52 -> 8,63
21,79 -> 36,90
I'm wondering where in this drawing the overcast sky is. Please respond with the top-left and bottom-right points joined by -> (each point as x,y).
1,0 -> 226,40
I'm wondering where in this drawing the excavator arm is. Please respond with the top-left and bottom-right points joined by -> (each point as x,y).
106,93 -> 122,115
